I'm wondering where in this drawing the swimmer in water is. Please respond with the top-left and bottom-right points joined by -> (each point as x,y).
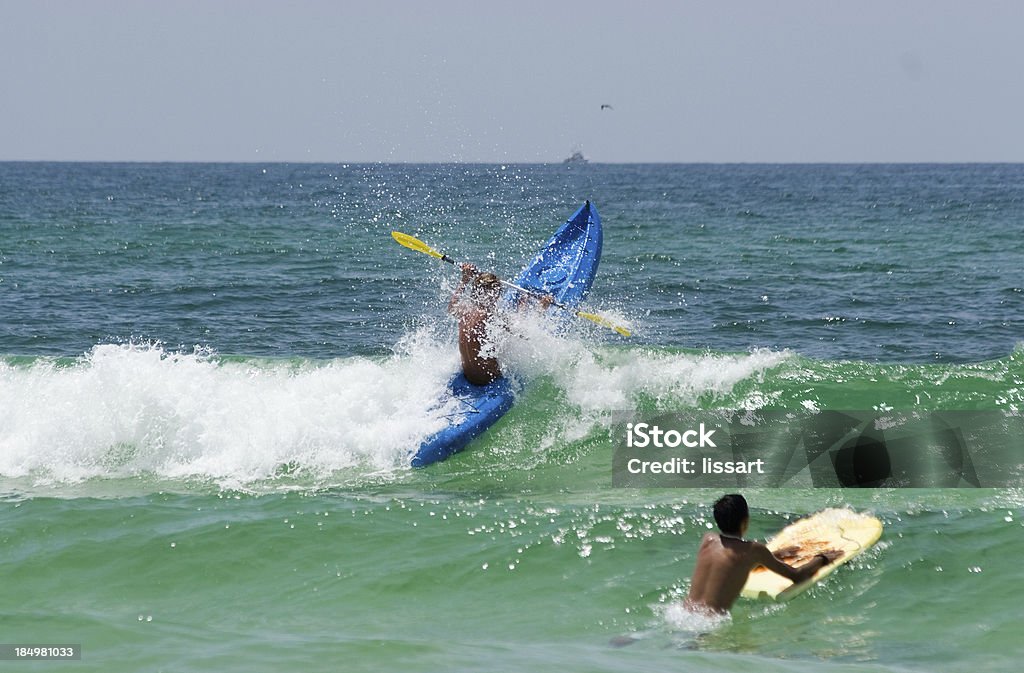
685,494 -> 839,615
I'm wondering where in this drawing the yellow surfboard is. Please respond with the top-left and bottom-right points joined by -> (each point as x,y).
741,508 -> 883,601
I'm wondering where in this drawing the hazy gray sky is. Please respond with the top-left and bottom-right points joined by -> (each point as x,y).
2,1 -> 1022,162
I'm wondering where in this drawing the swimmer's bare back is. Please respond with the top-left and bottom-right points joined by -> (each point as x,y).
685,533 -> 830,614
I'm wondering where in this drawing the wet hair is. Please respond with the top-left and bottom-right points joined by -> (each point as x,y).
475,273 -> 501,291
713,494 -> 749,534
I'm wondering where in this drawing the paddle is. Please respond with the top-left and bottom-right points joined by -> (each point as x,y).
391,231 -> 632,337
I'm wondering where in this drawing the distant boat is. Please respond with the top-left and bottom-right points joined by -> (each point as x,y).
563,149 -> 588,164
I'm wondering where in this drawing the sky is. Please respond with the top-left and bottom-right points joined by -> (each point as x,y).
1,0 -> 1022,163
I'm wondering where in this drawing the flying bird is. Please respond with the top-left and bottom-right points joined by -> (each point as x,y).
600,104 -> 614,110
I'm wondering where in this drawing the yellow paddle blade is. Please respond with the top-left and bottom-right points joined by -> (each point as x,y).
576,311 -> 632,337
391,231 -> 443,260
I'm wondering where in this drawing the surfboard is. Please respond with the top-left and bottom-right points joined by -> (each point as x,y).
410,201 -> 602,467
740,508 -> 883,600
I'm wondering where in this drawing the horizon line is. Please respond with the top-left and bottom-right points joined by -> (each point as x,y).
3,159 -> 1024,166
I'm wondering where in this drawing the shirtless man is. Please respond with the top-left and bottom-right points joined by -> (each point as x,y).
448,263 -> 553,386
448,263 -> 503,385
685,494 -> 836,615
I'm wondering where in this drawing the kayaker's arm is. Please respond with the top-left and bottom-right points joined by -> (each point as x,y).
515,291 -> 555,312
448,263 -> 478,315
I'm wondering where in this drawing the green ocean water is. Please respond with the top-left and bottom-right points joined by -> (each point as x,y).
1,163 -> 1023,671
3,488 -> 1022,672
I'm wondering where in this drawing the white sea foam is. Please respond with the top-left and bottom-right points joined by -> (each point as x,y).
492,309 -> 790,456
496,311 -> 788,411
0,319 -> 788,487
0,339 -> 457,486
660,600 -> 731,633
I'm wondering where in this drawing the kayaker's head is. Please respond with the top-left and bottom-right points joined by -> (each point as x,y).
473,272 -> 501,305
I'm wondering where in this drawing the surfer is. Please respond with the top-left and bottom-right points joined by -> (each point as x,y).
685,494 -> 839,615
449,263 -> 553,386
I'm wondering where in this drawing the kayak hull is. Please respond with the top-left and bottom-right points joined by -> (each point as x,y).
410,202 -> 602,467
512,200 -> 603,305
410,374 -> 514,468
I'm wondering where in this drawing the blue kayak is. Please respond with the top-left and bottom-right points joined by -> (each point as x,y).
410,201 -> 603,467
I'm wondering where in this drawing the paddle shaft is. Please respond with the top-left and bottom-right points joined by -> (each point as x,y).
391,230 -> 630,336
435,250 -> 569,310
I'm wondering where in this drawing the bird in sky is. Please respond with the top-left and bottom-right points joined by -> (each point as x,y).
600,104 -> 613,110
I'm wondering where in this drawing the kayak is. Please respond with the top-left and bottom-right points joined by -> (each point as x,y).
410,201 -> 603,467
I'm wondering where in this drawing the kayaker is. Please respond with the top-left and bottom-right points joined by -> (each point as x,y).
449,263 -> 552,386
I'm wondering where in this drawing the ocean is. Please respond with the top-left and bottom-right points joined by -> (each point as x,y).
1,162 -> 1022,672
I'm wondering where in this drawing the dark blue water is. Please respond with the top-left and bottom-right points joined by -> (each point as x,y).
2,162 -> 1022,362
